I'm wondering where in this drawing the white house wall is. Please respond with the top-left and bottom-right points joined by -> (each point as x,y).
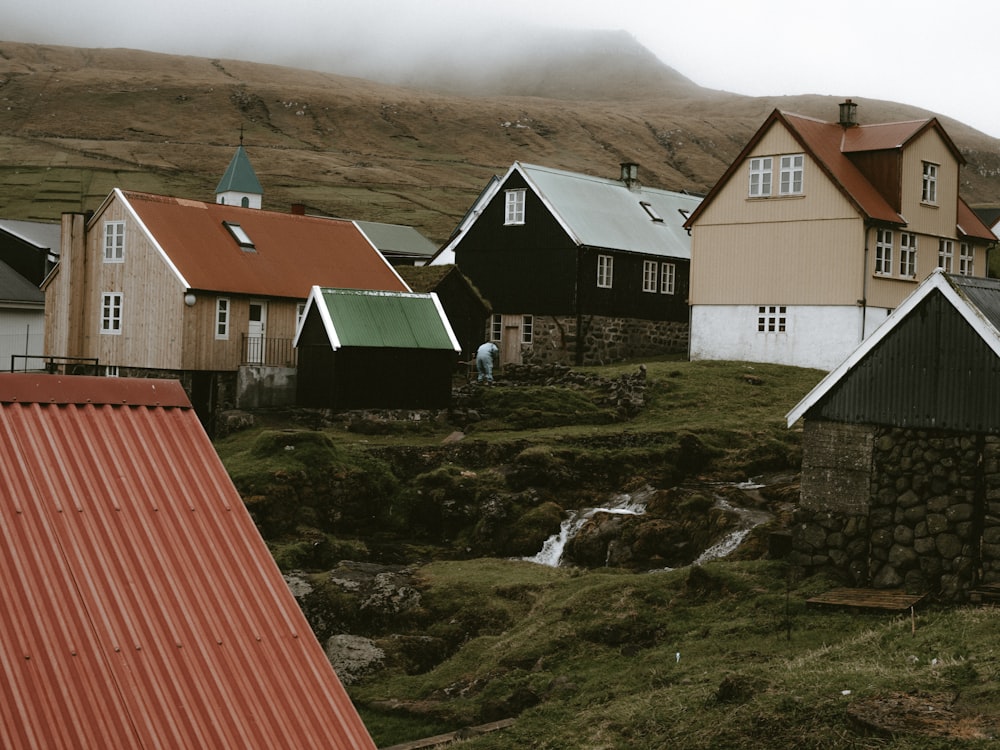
690,303 -> 892,371
0,308 -> 45,370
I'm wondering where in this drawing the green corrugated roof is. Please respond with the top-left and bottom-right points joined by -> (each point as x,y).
318,288 -> 459,350
215,145 -> 264,195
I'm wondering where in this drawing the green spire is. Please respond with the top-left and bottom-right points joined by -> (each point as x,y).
215,144 -> 263,196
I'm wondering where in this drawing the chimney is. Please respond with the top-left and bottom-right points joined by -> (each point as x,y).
290,203 -> 306,215
620,162 -> 640,190
838,99 -> 858,128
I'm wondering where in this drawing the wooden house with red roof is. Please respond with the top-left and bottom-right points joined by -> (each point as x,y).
0,372 -> 376,748
684,99 -> 997,371
44,181 -> 409,425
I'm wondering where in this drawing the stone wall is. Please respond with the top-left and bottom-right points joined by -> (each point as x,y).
792,421 -> 1000,601
520,314 -> 687,367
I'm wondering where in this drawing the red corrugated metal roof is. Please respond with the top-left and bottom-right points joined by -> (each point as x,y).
958,197 -> 999,241
0,373 -> 376,750
122,190 -> 408,298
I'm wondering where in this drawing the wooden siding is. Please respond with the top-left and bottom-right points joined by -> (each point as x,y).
75,200 -> 186,370
691,218 -> 864,305
899,129 -> 960,239
690,125 -> 865,306
457,172 -> 579,314
181,295 -> 302,371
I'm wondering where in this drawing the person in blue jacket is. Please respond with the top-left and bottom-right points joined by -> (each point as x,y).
476,341 -> 499,383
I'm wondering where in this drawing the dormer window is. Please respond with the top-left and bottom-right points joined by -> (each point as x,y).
640,201 -> 663,222
223,221 -> 255,250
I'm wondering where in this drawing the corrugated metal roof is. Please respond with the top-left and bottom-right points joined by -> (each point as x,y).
355,220 -> 438,260
300,287 -> 460,351
787,271 -> 1000,429
0,373 -> 376,749
0,219 -> 61,252
780,113 -> 904,225
120,190 -> 409,298
516,163 -> 701,259
0,258 -> 44,305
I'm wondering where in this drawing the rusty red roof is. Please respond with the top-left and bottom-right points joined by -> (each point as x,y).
958,197 -> 998,241
121,190 -> 408,299
779,112 -> 904,224
0,373 -> 376,749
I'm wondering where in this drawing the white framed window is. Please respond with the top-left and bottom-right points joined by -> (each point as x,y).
757,305 -> 787,333
597,255 -> 613,288
899,233 -> 917,278
875,228 -> 893,276
779,154 -> 804,195
491,313 -> 502,342
100,292 -> 123,334
749,157 -> 772,197
642,260 -> 658,292
504,189 -> 525,225
922,162 -> 938,204
521,315 -> 533,344
215,297 -> 230,340
296,303 -> 306,329
103,221 -> 125,263
938,239 -> 954,272
660,262 -> 676,294
959,242 -> 974,276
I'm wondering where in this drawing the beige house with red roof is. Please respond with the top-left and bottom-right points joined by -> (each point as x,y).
684,100 -> 997,370
44,183 -> 408,425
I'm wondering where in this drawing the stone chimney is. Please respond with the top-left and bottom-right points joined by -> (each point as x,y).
620,162 -> 640,190
838,98 -> 858,128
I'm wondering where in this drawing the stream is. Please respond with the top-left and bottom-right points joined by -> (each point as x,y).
523,481 -> 774,569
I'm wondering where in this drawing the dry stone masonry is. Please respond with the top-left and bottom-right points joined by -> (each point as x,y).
792,420 -> 1000,601
521,314 -> 687,366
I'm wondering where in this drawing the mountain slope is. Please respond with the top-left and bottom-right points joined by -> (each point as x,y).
1,40 -> 998,243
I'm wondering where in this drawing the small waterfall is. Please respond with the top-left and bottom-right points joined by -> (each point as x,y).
693,497 -> 772,566
523,489 -> 651,567
524,484 -> 774,569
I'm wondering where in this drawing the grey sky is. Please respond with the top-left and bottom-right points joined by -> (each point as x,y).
3,0 -> 999,138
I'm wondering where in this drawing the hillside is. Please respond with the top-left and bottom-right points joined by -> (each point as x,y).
2,38 -> 1000,244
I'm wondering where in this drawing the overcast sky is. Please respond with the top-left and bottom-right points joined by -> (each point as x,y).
5,0 -> 999,138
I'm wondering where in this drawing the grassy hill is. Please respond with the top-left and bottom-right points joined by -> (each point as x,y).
2,39 -> 1000,244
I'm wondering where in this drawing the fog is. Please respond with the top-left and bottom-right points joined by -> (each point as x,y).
3,0 -> 999,138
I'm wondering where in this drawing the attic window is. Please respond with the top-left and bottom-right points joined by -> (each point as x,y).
640,201 -> 664,222
223,221 -> 255,250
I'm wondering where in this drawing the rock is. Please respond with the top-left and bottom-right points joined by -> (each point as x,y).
324,634 -> 385,684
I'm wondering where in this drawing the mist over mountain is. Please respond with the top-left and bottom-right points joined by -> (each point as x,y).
1,36 -> 998,243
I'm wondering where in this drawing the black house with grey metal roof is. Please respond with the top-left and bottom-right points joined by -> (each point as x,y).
436,162 -> 701,368
786,270 -> 1000,600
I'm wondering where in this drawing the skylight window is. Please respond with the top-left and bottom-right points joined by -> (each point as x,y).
223,221 -> 255,250
640,201 -> 664,222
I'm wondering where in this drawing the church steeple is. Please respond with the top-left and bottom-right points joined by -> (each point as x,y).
215,131 -> 263,209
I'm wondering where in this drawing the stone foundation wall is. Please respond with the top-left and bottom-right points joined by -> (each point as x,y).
520,314 -> 687,367
792,422 -> 1000,601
